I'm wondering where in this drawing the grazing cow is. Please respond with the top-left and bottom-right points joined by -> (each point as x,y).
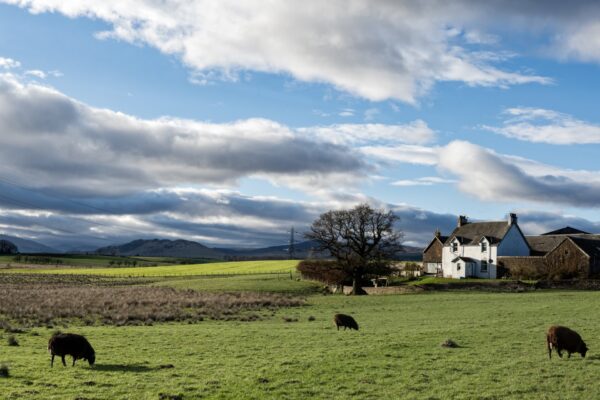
334,313 -> 359,331
48,333 -> 95,367
547,325 -> 588,359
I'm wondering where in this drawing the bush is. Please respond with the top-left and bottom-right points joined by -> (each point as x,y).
297,260 -> 350,284
7,336 -> 18,346
0,363 -> 9,378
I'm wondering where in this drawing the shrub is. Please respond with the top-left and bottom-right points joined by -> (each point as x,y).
297,260 -> 350,284
0,363 -> 9,378
7,336 -> 18,346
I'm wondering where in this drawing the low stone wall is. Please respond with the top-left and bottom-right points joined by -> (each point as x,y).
497,256 -> 546,278
341,285 -> 424,295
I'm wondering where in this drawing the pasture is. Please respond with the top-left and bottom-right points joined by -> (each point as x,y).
0,254 -> 221,268
2,289 -> 600,399
1,260 -> 300,277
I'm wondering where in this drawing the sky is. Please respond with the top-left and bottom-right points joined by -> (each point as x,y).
2,1 -> 600,250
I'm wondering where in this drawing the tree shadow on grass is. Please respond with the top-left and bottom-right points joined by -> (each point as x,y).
93,364 -> 158,373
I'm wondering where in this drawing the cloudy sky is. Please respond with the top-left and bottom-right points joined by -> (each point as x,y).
1,1 -> 600,250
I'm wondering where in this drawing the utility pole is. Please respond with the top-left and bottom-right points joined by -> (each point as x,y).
288,226 -> 296,259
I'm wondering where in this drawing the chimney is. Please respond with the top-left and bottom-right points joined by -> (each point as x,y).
435,229 -> 441,238
508,213 -> 517,226
458,215 -> 468,227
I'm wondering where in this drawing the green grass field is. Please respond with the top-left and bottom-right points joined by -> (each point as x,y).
1,260 -> 300,277
2,291 -> 600,399
0,254 -> 224,269
156,273 -> 321,294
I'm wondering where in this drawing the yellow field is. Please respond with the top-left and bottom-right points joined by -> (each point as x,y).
1,260 -> 300,277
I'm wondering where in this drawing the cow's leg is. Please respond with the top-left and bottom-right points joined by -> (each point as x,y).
51,354 -> 55,367
72,357 -> 76,366
568,352 -> 571,359
61,355 -> 66,366
557,349 -> 563,358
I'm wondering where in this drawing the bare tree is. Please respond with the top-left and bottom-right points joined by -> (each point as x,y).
305,203 -> 403,295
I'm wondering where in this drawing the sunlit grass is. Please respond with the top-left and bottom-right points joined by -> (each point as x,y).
2,291 -> 600,399
1,260 -> 300,277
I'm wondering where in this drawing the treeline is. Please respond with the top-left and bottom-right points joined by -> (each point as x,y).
12,255 -> 63,265
108,260 -> 139,267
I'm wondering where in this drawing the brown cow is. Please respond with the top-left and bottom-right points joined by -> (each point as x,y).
334,314 -> 359,331
547,325 -> 587,359
48,333 -> 95,367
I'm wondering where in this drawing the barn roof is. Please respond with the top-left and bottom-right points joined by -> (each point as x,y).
526,235 -> 568,256
422,235 -> 448,254
542,226 -> 590,235
445,221 -> 511,246
569,237 -> 600,259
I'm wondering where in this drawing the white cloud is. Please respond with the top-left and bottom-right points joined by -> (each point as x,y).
1,0 -> 551,103
438,140 -> 600,207
361,137 -> 600,208
0,74 -> 372,196
392,176 -> 456,186
338,108 -> 355,117
305,120 -> 436,147
364,108 -> 380,121
25,69 -> 47,79
553,21 -> 600,63
0,57 -> 20,69
361,144 -> 440,165
483,107 -> 600,144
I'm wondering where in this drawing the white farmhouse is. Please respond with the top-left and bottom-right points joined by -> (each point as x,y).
440,214 -> 529,279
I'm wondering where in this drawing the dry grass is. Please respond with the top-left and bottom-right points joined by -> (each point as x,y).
0,274 -> 305,327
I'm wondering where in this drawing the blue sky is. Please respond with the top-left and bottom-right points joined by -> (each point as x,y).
1,1 -> 600,250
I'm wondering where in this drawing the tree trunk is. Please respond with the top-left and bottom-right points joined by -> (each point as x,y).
351,271 -> 367,295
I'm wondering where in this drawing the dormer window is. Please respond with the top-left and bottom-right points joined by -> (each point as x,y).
452,242 -> 458,252
481,242 -> 487,252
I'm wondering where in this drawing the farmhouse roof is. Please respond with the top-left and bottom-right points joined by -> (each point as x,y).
542,226 -> 590,235
445,221 -> 511,246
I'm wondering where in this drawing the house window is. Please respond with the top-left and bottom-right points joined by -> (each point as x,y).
452,242 -> 458,252
481,242 -> 487,252
457,263 -> 461,271
481,260 -> 488,273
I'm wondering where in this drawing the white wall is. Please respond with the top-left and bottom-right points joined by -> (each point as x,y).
441,224 -> 529,279
443,240 -> 496,278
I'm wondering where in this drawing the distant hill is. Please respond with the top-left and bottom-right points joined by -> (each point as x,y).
0,234 -> 59,253
217,241 -> 424,261
94,238 -> 423,260
96,239 -> 225,259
